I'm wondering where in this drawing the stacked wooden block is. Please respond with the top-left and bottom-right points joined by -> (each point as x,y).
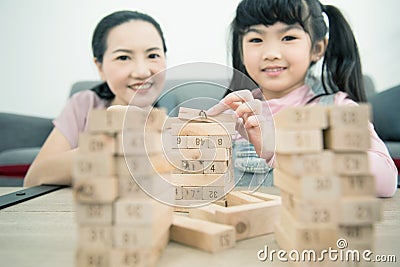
273,105 -> 381,265
165,107 -> 237,206
73,106 -> 174,267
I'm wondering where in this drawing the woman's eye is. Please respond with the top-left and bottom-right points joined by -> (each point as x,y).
148,53 -> 160,59
117,55 -> 130,61
282,36 -> 296,41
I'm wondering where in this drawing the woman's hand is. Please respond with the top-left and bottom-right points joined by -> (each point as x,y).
207,90 -> 274,160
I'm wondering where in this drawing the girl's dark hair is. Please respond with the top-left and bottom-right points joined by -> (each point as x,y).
229,0 -> 366,102
90,10 -> 167,100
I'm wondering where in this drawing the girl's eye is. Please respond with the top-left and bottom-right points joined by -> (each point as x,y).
117,55 -> 130,61
282,36 -> 296,41
148,53 -> 160,59
249,38 -> 262,43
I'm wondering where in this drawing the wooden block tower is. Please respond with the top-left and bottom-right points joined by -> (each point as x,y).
273,104 -> 381,266
164,107 -> 237,207
73,106 -> 174,267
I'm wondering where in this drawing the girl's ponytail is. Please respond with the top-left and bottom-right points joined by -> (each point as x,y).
322,4 -> 366,102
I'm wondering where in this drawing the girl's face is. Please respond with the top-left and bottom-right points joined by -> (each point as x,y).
242,22 -> 322,100
96,20 -> 166,107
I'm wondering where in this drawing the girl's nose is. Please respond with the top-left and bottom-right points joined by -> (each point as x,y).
262,43 -> 282,61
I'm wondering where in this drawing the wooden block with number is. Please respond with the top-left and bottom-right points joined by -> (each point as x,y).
339,197 -> 381,225
75,203 -> 113,225
324,128 -> 370,151
338,224 -> 374,245
115,132 -> 162,155
275,151 -> 334,176
116,154 -> 175,178
78,132 -> 116,154
170,215 -> 236,253
327,104 -> 371,128
335,152 -> 370,175
171,122 -> 236,136
78,225 -> 113,249
275,130 -> 323,153
73,153 -> 116,179
110,229 -> 169,267
340,174 -> 376,196
114,198 -> 173,224
273,168 -> 340,199
76,248 -> 110,267
273,105 -> 328,130
73,177 -> 118,204
178,107 -> 236,123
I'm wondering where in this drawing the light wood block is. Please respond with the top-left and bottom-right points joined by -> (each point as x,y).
324,128 -> 370,151
116,154 -> 175,178
173,160 -> 204,174
78,133 -> 116,154
166,148 -> 231,162
73,153 -> 115,179
335,152 -> 370,175
170,135 -> 188,149
202,186 -> 225,201
275,151 -> 334,176
274,168 -> 341,199
327,104 -> 371,128
340,174 -> 376,196
76,249 -> 110,267
73,177 -> 118,204
75,203 -> 113,225
110,229 -> 169,267
115,132 -> 162,156
178,107 -> 236,123
114,198 -> 173,224
275,130 -> 323,154
186,136 -> 209,149
239,191 -> 282,202
273,105 -> 328,130
170,215 -> 236,253
339,197 -> 381,225
338,224 -> 374,245
182,187 -> 203,200
171,122 -> 236,136
225,191 -> 263,206
203,161 -> 229,174
188,203 -> 224,222
207,135 -> 232,148
113,210 -> 172,249
78,225 -> 113,249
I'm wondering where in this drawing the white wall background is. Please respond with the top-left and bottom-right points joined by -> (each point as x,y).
0,0 -> 399,118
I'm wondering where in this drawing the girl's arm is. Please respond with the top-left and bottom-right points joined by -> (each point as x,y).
23,128 -> 77,187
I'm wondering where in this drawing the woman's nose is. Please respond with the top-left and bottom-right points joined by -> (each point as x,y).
131,61 -> 151,79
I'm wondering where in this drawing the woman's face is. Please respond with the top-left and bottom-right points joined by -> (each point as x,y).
96,20 -> 166,107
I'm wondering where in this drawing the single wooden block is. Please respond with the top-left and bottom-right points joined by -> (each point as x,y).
114,198 -> 173,224
113,212 -> 172,249
280,190 -> 338,224
166,147 -> 231,162
339,197 -> 382,225
275,130 -> 323,154
278,207 -> 338,250
273,105 -> 328,130
115,132 -> 162,156
207,135 -> 232,149
166,172 -> 233,187
87,109 -> 124,133
225,191 -> 263,206
174,186 -> 183,200
188,203 -> 223,222
173,160 -> 204,174
118,175 -> 148,199
73,177 -> 118,204
202,186 -> 225,201
75,203 -> 113,225
78,132 -> 116,154
275,151 -> 334,176
327,104 -> 371,128
340,174 -> 376,196
182,186 -> 203,200
239,191 -> 282,202
76,248 -> 110,267
338,224 -> 374,245
78,225 -> 113,249
116,154 -> 175,178
274,168 -> 341,199
324,128 -> 370,151
73,153 -> 115,179
186,136 -> 209,149
203,161 -> 229,174
334,152 -> 370,175
171,122 -> 236,136
170,215 -> 236,253
178,107 -> 236,123
109,229 -> 169,267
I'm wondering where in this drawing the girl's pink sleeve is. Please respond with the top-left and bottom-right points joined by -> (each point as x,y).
335,92 -> 397,197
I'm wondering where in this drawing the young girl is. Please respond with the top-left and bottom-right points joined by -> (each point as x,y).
207,0 -> 397,197
24,10 -> 167,186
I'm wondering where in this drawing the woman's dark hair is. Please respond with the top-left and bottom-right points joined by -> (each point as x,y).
90,10 -> 167,100
229,0 -> 366,102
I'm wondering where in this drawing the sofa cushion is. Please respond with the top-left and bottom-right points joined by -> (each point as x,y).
0,147 -> 40,177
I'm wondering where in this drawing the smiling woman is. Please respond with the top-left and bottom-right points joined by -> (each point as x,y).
23,10 -> 168,187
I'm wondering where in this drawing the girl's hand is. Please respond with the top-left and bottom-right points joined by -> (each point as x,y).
207,90 -> 274,160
